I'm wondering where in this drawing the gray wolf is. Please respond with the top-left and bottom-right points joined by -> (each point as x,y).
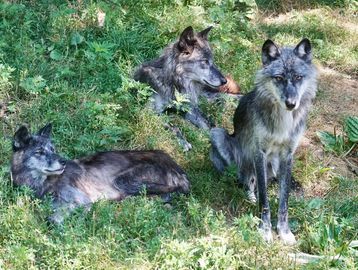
134,26 -> 227,131
11,124 -> 190,224
210,38 -> 317,245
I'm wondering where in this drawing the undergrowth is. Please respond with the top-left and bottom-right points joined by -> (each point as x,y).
0,0 -> 357,269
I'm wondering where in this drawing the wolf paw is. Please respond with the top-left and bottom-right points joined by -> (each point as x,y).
278,229 -> 297,245
182,141 -> 192,152
259,226 -> 273,243
246,190 -> 257,204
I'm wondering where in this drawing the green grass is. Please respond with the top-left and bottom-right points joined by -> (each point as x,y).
0,1 -> 357,269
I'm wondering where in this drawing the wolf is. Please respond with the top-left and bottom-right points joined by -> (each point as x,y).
11,124 -> 190,224
210,38 -> 317,245
134,26 -> 227,131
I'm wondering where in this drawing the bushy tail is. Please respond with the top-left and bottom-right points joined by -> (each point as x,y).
210,127 -> 238,172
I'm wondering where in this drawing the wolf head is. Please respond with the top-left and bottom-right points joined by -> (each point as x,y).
175,26 -> 227,88
13,123 -> 66,176
257,38 -> 315,111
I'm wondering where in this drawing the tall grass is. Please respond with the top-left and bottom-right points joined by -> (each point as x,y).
0,1 -> 357,269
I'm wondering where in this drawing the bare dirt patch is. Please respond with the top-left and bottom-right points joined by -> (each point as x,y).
296,65 -> 357,197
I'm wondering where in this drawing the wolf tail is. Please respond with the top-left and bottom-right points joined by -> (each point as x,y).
210,127 -> 238,172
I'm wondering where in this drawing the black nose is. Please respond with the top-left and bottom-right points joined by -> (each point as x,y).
220,77 -> 227,86
59,159 -> 67,166
285,100 -> 296,110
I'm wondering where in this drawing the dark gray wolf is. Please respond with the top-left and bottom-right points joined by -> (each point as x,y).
11,124 -> 190,224
210,38 -> 317,245
134,26 -> 227,131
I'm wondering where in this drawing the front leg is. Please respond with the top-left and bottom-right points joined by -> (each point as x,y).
277,152 -> 297,245
48,200 -> 77,225
255,150 -> 273,242
185,106 -> 210,130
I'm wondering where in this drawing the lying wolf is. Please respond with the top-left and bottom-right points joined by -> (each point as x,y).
134,26 -> 227,130
210,39 -> 317,245
11,124 -> 190,224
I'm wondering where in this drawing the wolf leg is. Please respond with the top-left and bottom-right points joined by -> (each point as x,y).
185,106 -> 210,130
114,170 -> 189,198
164,123 -> 192,152
255,150 -> 273,243
210,128 -> 236,171
48,201 -> 77,225
239,163 -> 257,203
277,152 -> 296,245
48,186 -> 92,225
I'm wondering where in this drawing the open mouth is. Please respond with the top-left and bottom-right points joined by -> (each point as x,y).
44,167 -> 65,174
203,80 -> 220,88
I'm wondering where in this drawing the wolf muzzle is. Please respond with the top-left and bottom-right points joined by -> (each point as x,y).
284,84 -> 299,111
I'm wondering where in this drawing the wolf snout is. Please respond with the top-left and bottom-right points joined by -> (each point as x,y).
220,76 -> 227,86
285,99 -> 296,111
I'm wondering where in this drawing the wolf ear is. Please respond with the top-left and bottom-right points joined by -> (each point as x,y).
178,26 -> 196,54
294,38 -> 312,62
37,123 -> 52,138
13,126 -> 31,150
198,26 -> 213,40
262,39 -> 281,66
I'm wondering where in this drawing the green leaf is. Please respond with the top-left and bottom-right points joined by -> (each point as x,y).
19,76 -> 47,94
344,116 -> 358,143
316,131 -> 337,151
49,49 -> 62,61
70,32 -> 85,46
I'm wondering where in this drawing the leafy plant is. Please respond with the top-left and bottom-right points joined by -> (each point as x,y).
0,63 -> 15,99
19,75 -> 47,95
317,116 -> 358,156
167,90 -> 191,113
344,116 -> 358,144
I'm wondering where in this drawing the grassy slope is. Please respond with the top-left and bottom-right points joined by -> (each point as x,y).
0,1 -> 357,269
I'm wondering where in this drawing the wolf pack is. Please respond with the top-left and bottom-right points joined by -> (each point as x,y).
10,26 -> 317,245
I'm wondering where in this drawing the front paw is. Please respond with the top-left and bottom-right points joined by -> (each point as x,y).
259,224 -> 273,243
48,213 -> 64,226
246,189 -> 257,204
182,141 -> 192,152
277,227 -> 297,245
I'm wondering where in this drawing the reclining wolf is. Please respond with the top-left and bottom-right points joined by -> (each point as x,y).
11,124 -> 190,224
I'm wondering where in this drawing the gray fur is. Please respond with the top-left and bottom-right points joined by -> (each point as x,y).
11,124 -> 190,224
134,26 -> 227,130
210,38 -> 317,244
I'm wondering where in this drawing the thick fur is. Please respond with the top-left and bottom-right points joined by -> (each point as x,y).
210,39 -> 317,244
11,124 -> 190,224
134,26 -> 227,130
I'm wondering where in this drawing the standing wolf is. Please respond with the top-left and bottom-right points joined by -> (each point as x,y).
134,26 -> 227,130
210,38 -> 317,244
11,124 -> 190,224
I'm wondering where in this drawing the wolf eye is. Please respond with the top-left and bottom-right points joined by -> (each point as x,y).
274,76 -> 283,81
294,75 -> 303,81
201,60 -> 209,65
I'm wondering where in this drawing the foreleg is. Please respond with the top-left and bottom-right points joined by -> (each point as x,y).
255,150 -> 273,242
277,152 -> 297,245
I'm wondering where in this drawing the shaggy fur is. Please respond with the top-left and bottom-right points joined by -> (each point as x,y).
210,39 -> 317,245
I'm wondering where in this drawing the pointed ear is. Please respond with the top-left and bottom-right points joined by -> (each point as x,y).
262,39 -> 281,66
178,26 -> 196,54
294,38 -> 312,62
198,26 -> 213,40
37,123 -> 52,138
13,126 -> 31,150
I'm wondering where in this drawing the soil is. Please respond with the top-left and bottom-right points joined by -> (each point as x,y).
296,65 -> 358,197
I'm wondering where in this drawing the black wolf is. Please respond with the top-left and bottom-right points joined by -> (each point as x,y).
11,124 -> 190,224
210,39 -> 317,244
134,26 -> 227,131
